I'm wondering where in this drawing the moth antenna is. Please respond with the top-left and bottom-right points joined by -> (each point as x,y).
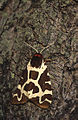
40,41 -> 55,53
24,42 -> 38,53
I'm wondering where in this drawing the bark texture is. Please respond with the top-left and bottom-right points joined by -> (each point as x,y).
0,0 -> 78,120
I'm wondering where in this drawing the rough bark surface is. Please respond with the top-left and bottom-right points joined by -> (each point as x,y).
0,0 -> 78,120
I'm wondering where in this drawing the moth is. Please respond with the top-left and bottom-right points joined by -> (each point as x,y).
11,42 -> 54,109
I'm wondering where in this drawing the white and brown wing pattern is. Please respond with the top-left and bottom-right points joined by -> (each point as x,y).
11,69 -> 28,104
11,53 -> 52,109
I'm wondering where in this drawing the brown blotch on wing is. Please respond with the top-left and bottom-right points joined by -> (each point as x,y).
24,82 -> 34,91
11,94 -> 28,105
29,71 -> 38,80
38,69 -> 51,92
24,82 -> 39,93
31,97 -> 50,109
30,96 -> 39,104
43,83 -> 52,91
41,94 -> 52,102
33,86 -> 39,93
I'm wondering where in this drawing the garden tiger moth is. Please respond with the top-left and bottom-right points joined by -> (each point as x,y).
11,42 -> 54,109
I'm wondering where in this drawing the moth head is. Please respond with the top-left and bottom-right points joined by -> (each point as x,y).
31,53 -> 43,68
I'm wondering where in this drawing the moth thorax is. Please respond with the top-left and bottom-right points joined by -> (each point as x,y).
31,53 -> 43,68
